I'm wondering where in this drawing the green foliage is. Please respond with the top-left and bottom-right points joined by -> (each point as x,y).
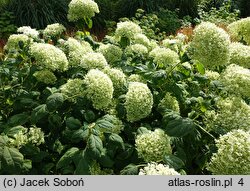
6,0 -> 71,29
0,2 -> 250,175
0,11 -> 16,39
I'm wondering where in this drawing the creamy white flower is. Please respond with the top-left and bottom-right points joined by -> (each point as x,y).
135,129 -> 172,162
207,129 -> 250,175
17,26 -> 39,39
125,82 -> 153,122
139,162 -> 180,175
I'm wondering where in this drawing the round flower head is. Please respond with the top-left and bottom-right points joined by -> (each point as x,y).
125,82 -> 153,122
229,42 -> 250,68
204,97 -> 250,134
227,17 -> 250,45
67,0 -> 99,22
162,38 -> 179,53
127,74 -> 147,84
43,23 -> 66,39
29,43 -> 68,71
5,34 -> 30,51
80,52 -> 108,70
84,69 -> 114,110
17,26 -> 39,39
125,44 -> 148,58
115,21 -> 142,39
158,92 -> 180,113
207,129 -> 250,175
188,22 -> 230,69
220,64 -> 250,98
60,78 -> 85,102
149,47 -> 180,69
135,129 -> 172,162
205,70 -> 220,81
139,162 -> 180,175
132,33 -> 150,48
33,70 -> 57,84
27,127 -> 45,146
97,44 -> 123,64
103,67 -> 127,96
63,37 -> 93,67
9,127 -> 28,149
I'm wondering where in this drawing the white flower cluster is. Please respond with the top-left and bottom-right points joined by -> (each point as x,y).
27,127 -> 45,146
97,44 -> 123,64
84,69 -> 113,110
220,64 -> 250,98
125,44 -> 148,58
5,34 -> 30,50
132,33 -> 151,48
135,129 -> 172,162
158,92 -> 180,113
60,78 -> 85,102
127,74 -> 147,84
228,17 -> 250,45
188,22 -> 230,69
125,82 -> 153,122
17,26 -> 39,39
115,21 -> 142,39
162,38 -> 179,53
207,129 -> 250,175
63,37 -> 93,67
9,127 -> 45,148
103,67 -> 127,96
149,47 -> 180,69
80,52 -> 108,70
204,97 -> 250,134
205,70 -> 220,81
29,43 -> 68,71
43,23 -> 66,39
229,42 -> 250,68
139,162 -> 180,175
67,0 -> 99,22
33,70 -> 57,84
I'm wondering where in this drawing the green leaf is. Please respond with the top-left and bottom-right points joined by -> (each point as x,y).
120,164 -> 139,175
72,128 -> 89,143
84,110 -> 96,122
8,113 -> 29,126
31,104 -> 48,123
120,37 -> 130,48
46,93 -> 64,112
66,117 -> 82,130
137,127 -> 150,135
2,146 -> 24,169
99,152 -> 114,168
163,154 -> 185,170
87,134 -> 103,158
4,126 -> 26,138
56,147 -> 79,169
74,150 -> 91,175
195,61 -> 205,75
108,133 -> 125,150
163,112 -> 195,137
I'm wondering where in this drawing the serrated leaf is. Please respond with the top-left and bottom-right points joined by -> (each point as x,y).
74,150 -> 91,175
2,146 -> 24,168
4,126 -> 26,138
56,147 -> 79,169
46,93 -> 64,112
195,61 -> 205,75
72,128 -> 89,143
137,127 -> 150,135
87,134 -> 103,158
120,164 -> 139,175
66,117 -> 82,130
163,154 -> 185,170
163,112 -> 195,137
108,133 -> 125,149
8,113 -> 29,126
31,104 -> 48,123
